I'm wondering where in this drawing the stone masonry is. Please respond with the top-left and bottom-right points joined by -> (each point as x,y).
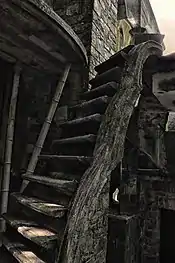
53,0 -> 119,79
89,0 -> 118,78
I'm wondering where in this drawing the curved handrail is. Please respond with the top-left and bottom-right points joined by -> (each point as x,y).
58,41 -> 162,263
12,0 -> 88,65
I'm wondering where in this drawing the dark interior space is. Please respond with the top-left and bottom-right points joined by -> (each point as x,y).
160,208 -> 175,262
0,58 -> 13,191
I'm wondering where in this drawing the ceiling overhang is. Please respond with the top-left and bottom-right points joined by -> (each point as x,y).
0,0 -> 87,73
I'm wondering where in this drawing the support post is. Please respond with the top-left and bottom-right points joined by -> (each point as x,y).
0,63 -> 22,233
20,63 -> 71,193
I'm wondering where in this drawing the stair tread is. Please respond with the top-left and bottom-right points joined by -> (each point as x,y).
3,237 -> 45,263
22,174 -> 77,196
59,114 -> 102,138
95,45 -> 134,74
81,82 -> 118,100
52,134 -> 96,145
11,193 -> 67,218
37,155 -> 92,174
89,67 -> 122,88
38,155 -> 93,167
60,114 -> 102,127
48,172 -> 82,181
39,154 -> 92,161
3,214 -> 57,249
70,95 -> 109,110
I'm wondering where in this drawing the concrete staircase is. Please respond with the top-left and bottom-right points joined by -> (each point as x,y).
1,46 -> 134,262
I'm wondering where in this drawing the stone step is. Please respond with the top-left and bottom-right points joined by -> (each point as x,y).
70,96 -> 110,118
48,171 -> 82,182
3,237 -> 45,263
8,192 -> 67,234
22,174 -> 78,196
37,155 -> 92,174
22,182 -> 70,209
60,114 -> 102,137
95,45 -> 134,74
89,67 -> 122,88
81,82 -> 118,101
3,214 -> 57,251
11,193 -> 67,218
51,134 -> 96,156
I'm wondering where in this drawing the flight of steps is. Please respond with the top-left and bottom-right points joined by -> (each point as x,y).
1,46 -> 134,262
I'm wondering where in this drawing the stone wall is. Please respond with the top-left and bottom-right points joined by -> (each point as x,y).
138,93 -> 167,170
89,0 -> 118,78
49,0 -> 160,80
53,0 -> 119,79
53,0 -> 93,58
139,175 -> 175,263
108,214 -> 139,263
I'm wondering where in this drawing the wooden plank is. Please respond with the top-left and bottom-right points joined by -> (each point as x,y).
22,174 -> 77,196
3,237 -> 45,263
71,96 -> 110,108
11,193 -> 67,218
4,214 -> 57,250
52,134 -> 96,145
60,114 -> 102,127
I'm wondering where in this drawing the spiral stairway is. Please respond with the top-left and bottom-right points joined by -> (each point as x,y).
0,1 -> 167,263
0,43 -> 137,262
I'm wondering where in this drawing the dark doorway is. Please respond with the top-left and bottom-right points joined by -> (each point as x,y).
160,208 -> 175,262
